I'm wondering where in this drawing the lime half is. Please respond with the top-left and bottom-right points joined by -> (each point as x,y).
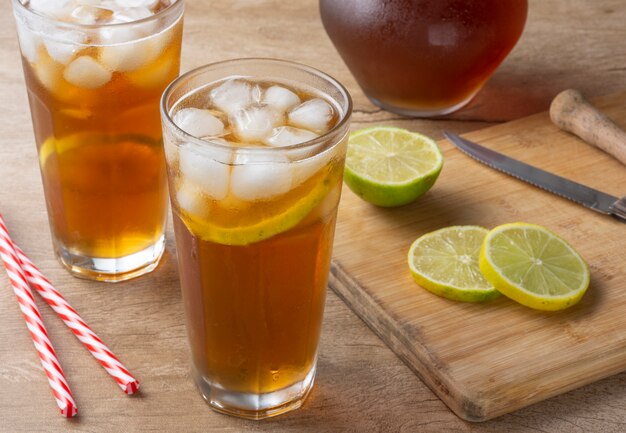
344,126 -> 443,207
479,223 -> 590,311
408,226 -> 500,302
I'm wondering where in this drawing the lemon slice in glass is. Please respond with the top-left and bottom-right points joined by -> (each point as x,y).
179,168 -> 335,246
344,126 -> 443,207
38,133 -> 159,168
408,226 -> 500,302
479,223 -> 590,311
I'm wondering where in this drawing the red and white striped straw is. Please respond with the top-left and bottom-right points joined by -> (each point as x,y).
15,245 -> 140,395
0,215 -> 77,418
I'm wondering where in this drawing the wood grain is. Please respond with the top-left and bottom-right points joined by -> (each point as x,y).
1,0 -> 626,432
330,91 -> 626,422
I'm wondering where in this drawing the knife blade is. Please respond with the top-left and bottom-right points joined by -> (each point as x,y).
443,131 -> 626,223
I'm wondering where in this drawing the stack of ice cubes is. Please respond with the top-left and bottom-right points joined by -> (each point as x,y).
26,0 -> 170,25
172,79 -> 338,207
17,0 -> 176,90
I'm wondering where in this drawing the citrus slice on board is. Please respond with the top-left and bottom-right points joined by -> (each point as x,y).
479,223 -> 590,311
408,226 -> 500,302
344,126 -> 443,207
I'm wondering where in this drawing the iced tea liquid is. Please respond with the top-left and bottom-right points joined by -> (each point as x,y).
162,62 -> 351,418
173,166 -> 342,395
13,0 -> 184,280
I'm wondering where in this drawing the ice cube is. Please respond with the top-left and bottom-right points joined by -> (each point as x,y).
114,0 -> 159,8
99,40 -> 154,72
29,0 -> 74,19
179,143 -> 231,200
209,79 -> 254,116
113,7 -> 153,23
251,84 -> 262,105
125,52 -> 175,88
288,98 -> 334,133
149,24 -> 174,54
33,58 -> 61,93
15,24 -> 40,63
176,181 -> 207,217
231,106 -> 282,143
98,25 -> 141,45
103,23 -> 173,72
316,181 -> 342,222
291,146 -> 334,186
111,7 -> 159,36
70,5 -> 114,25
263,85 -> 300,113
173,108 -> 225,139
230,153 -> 293,201
44,40 -> 77,64
264,126 -> 318,148
43,30 -> 86,65
63,56 -> 112,88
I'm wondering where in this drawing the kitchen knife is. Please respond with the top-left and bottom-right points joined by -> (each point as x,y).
443,131 -> 626,223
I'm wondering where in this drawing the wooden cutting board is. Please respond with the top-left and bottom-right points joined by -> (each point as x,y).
329,91 -> 626,422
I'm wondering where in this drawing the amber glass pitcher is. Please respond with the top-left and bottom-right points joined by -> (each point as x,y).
320,0 -> 527,117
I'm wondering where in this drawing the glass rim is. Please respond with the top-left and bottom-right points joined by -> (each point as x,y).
160,57 -> 353,155
11,0 -> 184,31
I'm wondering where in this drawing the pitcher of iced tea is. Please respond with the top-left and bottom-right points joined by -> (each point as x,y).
320,0 -> 527,117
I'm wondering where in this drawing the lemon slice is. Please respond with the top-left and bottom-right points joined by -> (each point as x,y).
180,172 -> 333,246
38,133 -> 159,168
408,226 -> 500,302
37,136 -> 78,168
479,223 -> 590,311
344,126 -> 443,207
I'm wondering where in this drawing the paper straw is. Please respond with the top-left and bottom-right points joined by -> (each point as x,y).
0,215 -> 77,417
15,245 -> 140,395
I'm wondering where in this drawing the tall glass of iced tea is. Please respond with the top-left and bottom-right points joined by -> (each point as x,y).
161,59 -> 352,419
320,0 -> 527,117
11,0 -> 184,281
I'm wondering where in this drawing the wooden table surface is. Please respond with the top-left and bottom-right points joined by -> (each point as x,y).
1,1 -> 625,432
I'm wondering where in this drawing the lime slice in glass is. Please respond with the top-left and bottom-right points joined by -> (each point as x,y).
179,167 -> 337,246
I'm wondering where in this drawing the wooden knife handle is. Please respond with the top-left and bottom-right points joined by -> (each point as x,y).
549,89 -> 626,166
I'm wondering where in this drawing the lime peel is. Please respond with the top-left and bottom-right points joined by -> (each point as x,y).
479,222 -> 590,311
408,225 -> 500,303
344,126 -> 443,207
179,176 -> 331,246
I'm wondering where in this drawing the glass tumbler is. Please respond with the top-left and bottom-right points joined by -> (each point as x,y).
160,58 -> 352,419
12,0 -> 184,281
